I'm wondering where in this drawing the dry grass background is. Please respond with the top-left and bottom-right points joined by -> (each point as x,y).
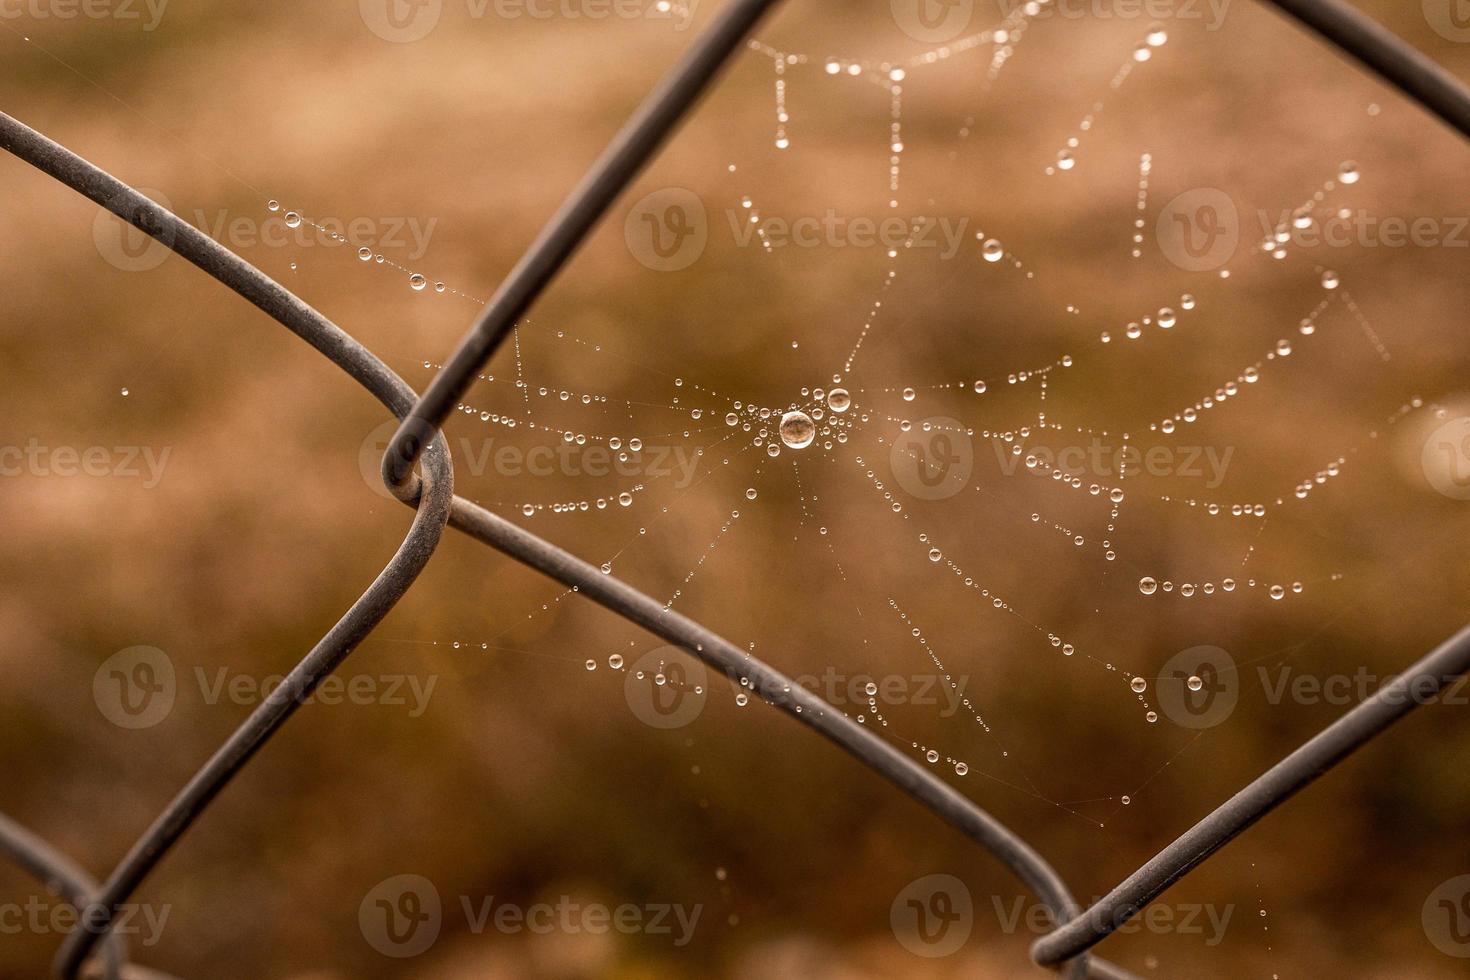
1,0 -> 1469,976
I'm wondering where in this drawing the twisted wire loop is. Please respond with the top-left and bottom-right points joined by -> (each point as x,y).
0,0 -> 1464,977
0,114 -> 457,980
0,813 -> 127,980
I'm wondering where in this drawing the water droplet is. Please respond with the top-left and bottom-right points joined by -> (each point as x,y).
618,492 -> 633,507
357,246 -> 373,262
1187,675 -> 1203,692
925,749 -> 939,764
1139,576 -> 1158,595
409,273 -> 428,291
284,211 -> 302,229
1338,161 -> 1360,185
954,762 -> 968,776
1057,150 -> 1076,170
928,548 -> 942,562
827,387 -> 851,413
609,654 -> 624,669
585,659 -> 596,671
1321,270 -> 1339,290
119,387 -> 130,397
267,200 -> 280,212
902,387 -> 916,402
779,410 -> 816,450
735,692 -> 749,707
1146,22 -> 1168,46
1131,677 -> 1148,693
982,239 -> 1004,262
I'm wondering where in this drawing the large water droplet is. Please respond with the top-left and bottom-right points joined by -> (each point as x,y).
779,410 -> 816,450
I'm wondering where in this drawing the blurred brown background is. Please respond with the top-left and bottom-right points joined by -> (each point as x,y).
2,0 -> 1470,976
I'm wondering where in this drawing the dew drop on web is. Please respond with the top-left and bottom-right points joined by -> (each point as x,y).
779,410 -> 815,449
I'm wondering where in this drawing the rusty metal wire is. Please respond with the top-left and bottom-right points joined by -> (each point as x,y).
1,0 -> 1467,977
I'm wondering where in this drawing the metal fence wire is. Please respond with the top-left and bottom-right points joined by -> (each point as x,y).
1,0 -> 1468,976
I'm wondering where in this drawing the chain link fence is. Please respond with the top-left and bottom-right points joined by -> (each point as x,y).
1,0 -> 1467,976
